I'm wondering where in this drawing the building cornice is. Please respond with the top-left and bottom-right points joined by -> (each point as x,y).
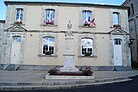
18,30 -> 129,35
4,1 -> 129,9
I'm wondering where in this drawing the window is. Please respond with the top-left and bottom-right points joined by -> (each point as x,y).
13,36 -> 21,43
82,10 -> 95,27
16,8 -> 23,22
113,12 -> 120,26
42,37 -> 55,55
44,9 -> 55,25
114,39 -> 122,45
81,38 -> 93,56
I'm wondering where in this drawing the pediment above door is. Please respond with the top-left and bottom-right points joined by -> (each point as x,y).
109,29 -> 128,35
5,24 -> 27,32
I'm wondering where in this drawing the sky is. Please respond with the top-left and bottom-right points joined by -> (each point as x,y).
0,0 -> 126,20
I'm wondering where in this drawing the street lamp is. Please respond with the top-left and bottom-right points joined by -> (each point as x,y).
129,38 -> 135,47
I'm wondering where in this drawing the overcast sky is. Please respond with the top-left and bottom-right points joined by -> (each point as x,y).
0,0 -> 126,20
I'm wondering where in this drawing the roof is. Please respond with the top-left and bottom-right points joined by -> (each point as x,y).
4,1 -> 129,9
122,0 -> 131,5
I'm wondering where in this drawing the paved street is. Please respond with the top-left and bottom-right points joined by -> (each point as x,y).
0,70 -> 138,83
3,75 -> 138,92
45,75 -> 138,92
0,70 -> 138,91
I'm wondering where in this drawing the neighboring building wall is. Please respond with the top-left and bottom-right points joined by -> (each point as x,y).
123,0 -> 138,67
0,20 -> 5,64
2,1 -> 131,70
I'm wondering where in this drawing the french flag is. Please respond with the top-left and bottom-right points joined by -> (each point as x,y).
90,18 -> 96,26
84,18 -> 88,24
52,18 -> 54,23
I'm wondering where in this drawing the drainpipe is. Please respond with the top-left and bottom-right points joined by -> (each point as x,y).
134,19 -> 138,63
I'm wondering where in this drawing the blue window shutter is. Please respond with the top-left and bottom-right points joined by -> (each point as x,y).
50,10 -> 52,22
20,10 -> 23,21
82,11 -> 85,25
53,10 -> 55,19
16,10 -> 20,20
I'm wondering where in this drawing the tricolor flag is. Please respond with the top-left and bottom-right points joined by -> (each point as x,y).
51,18 -> 54,23
88,17 -> 91,24
84,18 -> 88,24
90,18 -> 96,26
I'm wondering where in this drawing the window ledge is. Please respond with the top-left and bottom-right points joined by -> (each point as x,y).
38,54 -> 58,57
79,26 -> 96,28
78,55 -> 97,58
11,23 -> 25,26
41,24 -> 58,27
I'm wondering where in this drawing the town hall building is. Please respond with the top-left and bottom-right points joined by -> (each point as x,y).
0,1 -> 131,71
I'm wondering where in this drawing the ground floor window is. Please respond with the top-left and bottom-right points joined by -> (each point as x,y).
81,38 -> 93,56
42,36 -> 55,55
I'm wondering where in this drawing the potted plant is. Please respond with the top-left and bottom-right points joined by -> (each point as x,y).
113,24 -> 121,28
45,51 -> 51,55
84,53 -> 92,56
84,23 -> 90,27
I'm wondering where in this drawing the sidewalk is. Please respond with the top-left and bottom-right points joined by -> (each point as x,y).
0,70 -> 138,91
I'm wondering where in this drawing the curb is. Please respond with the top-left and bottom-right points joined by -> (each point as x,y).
45,74 -> 95,80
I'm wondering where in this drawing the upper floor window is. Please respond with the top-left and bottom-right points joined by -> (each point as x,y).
16,8 -> 23,22
82,10 -> 96,27
128,4 -> 134,17
42,36 -> 55,55
44,9 -> 55,25
81,38 -> 93,56
113,12 -> 120,26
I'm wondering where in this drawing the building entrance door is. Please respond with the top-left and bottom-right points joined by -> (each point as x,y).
10,36 -> 21,64
113,38 -> 123,66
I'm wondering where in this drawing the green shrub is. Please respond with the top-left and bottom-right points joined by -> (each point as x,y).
82,66 -> 93,76
48,67 -> 58,75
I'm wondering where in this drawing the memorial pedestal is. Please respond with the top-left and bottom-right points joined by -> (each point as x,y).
60,54 -> 79,72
